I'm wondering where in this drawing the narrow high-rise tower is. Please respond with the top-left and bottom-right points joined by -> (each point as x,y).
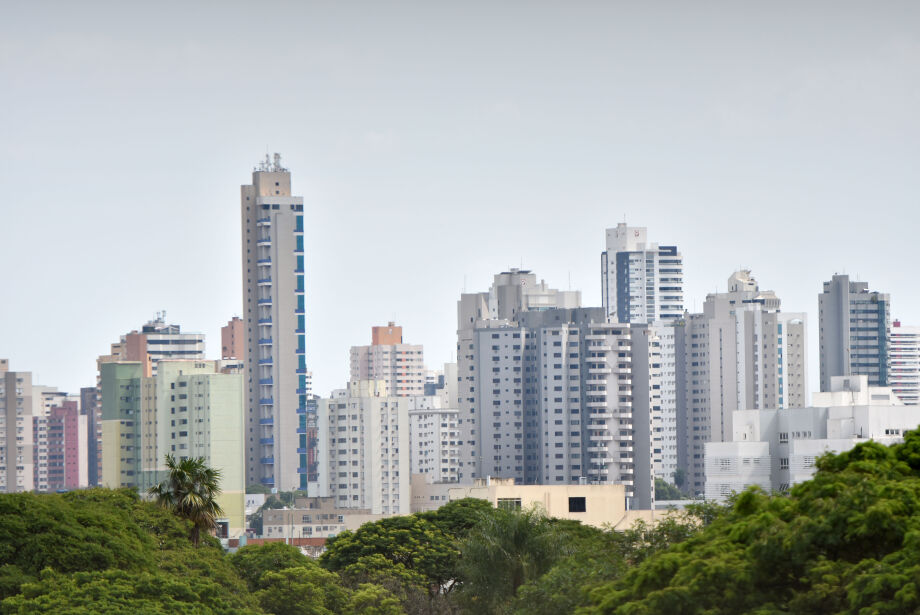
241,153 -> 309,491
818,274 -> 890,391
601,224 -> 683,324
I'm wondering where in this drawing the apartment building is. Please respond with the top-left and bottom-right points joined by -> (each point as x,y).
705,375 -> 920,500
350,323 -> 425,397
819,274 -> 890,390
601,223 -> 683,324
240,154 -> 311,491
888,320 -> 919,405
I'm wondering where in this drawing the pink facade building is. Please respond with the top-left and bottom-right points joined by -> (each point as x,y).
46,401 -> 88,491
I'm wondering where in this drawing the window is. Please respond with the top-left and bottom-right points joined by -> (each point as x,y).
568,496 -> 586,513
497,498 -> 522,511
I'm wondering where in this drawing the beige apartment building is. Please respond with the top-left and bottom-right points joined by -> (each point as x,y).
350,323 -> 426,397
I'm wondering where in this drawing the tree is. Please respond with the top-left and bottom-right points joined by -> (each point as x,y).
344,583 -> 405,615
654,478 -> 684,501
148,455 -> 224,546
672,468 -> 686,490
229,542 -> 311,591
458,506 -> 567,613
321,516 -> 457,594
579,434 -> 920,614
254,564 -> 349,615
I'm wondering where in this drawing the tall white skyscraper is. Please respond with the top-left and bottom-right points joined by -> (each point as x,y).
241,154 -> 309,491
675,270 -> 807,496
601,224 -> 683,324
889,320 -> 920,405
818,274 -> 891,391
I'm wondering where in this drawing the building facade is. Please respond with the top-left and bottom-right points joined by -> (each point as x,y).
456,272 -> 659,507
350,323 -> 426,397
317,381 -> 411,515
705,376 -> 919,500
601,223 -> 683,324
240,154 -> 310,491
221,316 -> 245,360
101,360 -> 245,534
819,274 -> 890,391
889,320 -> 919,405
675,270 -> 808,496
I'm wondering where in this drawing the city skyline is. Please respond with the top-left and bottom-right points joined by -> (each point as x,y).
2,2 -> 919,400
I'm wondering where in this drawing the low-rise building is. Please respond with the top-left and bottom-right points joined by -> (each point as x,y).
261,496 -> 384,539
705,375 -> 920,500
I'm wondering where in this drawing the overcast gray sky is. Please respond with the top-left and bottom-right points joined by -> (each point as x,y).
1,1 -> 918,398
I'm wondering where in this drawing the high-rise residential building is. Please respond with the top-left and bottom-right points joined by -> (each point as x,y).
889,320 -> 920,405
601,223 -> 683,324
0,361 -> 89,493
650,322 -> 679,485
819,274 -> 891,391
101,359 -> 245,535
705,375 -> 918,500
317,380 -> 411,515
46,400 -> 88,492
675,270 -> 808,496
240,153 -> 310,491
456,271 -> 658,507
350,322 -> 425,396
0,360 -> 36,492
80,386 -> 101,485
221,316 -> 245,360
409,363 -> 460,484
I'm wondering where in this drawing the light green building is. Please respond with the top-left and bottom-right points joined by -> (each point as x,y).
101,360 -> 245,536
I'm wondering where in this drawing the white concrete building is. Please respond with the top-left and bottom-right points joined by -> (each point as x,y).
650,322 -> 679,485
240,154 -> 310,491
317,381 -> 411,515
601,223 -> 683,324
819,274 -> 891,391
457,270 -> 657,507
408,396 -> 460,484
704,375 -> 920,500
889,320 -> 919,405
350,323 -> 425,397
675,270 -> 808,496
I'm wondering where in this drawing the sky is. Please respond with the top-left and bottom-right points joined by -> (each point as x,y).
1,1 -> 918,398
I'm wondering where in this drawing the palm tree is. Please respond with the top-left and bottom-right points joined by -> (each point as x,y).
148,454 -> 225,546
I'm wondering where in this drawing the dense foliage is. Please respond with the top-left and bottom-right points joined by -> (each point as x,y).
580,431 -> 920,614
7,432 -> 920,614
0,488 -> 258,613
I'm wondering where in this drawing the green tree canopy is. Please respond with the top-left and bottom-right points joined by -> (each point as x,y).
320,516 -> 457,593
580,433 -> 920,614
229,542 -> 312,592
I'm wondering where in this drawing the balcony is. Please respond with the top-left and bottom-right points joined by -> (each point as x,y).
296,427 -> 306,434
296,388 -> 308,395
260,457 -> 275,465
296,447 -> 307,454
259,417 -> 274,425
257,258 -> 272,265
589,434 -> 614,442
259,378 -> 273,385
296,368 -> 308,374
586,401 -> 608,408
588,468 -> 609,476
259,398 -> 274,406
259,337 -> 273,345
258,318 -> 272,325
295,308 -> 305,315
296,406 -> 306,414
589,412 -> 613,420
257,239 -> 272,247
257,278 -> 272,286
258,358 -> 273,365
259,437 -> 274,445
259,477 -> 275,485
257,217 -> 271,226
589,368 -> 612,375
258,298 -> 272,305
295,347 -> 305,355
